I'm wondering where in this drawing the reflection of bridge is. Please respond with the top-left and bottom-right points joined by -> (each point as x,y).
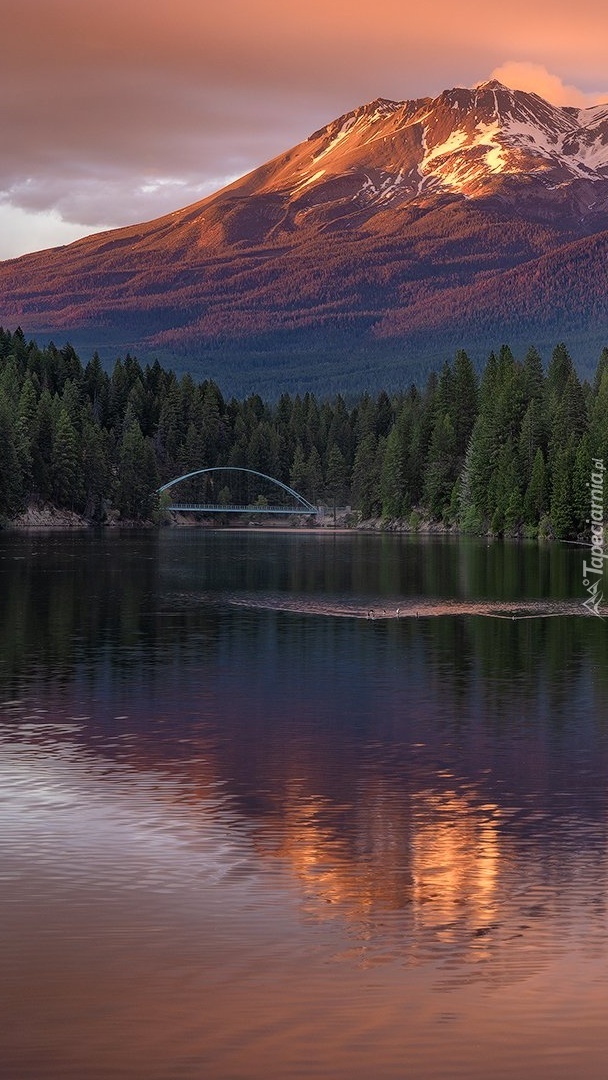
158,467 -> 319,516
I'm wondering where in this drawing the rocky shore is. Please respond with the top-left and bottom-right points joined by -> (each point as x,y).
9,504 -> 90,529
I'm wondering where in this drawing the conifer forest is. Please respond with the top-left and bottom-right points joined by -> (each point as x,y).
0,327 -> 607,539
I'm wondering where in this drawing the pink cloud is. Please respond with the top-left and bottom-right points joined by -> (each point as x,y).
489,62 -> 608,107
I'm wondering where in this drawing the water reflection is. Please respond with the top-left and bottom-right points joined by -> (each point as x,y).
2,678 -> 607,971
1,531 -> 608,1078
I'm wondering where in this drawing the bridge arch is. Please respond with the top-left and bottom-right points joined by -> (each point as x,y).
158,467 -> 318,515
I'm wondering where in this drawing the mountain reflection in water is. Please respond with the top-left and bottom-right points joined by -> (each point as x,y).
1,530 -> 607,1079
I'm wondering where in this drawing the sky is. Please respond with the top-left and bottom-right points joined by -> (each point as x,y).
2,0 -> 608,260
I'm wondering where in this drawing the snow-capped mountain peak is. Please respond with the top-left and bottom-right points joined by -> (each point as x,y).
265,80 -> 608,220
4,77 -> 608,385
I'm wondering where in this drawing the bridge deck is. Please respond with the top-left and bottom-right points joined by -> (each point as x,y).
167,503 -> 319,515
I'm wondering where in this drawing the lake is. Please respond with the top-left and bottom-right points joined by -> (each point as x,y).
1,529 -> 607,1079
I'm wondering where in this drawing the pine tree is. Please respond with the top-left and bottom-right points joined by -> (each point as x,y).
451,350 -> 479,460
15,376 -> 38,498
589,368 -> 608,468
83,352 -> 109,423
155,381 -> 184,477
518,399 -> 545,488
423,412 -> 457,519
327,395 -> 353,464
572,434 -> 592,536
546,343 -> 575,413
247,421 -> 280,477
30,388 -> 55,501
52,408 -> 82,509
325,444 -> 349,509
593,347 -> 608,395
550,371 -> 587,453
306,446 -> 323,504
381,419 -> 409,517
375,390 -> 393,438
200,380 -> 225,465
550,441 -> 576,539
289,443 -> 308,495
487,438 -> 521,533
351,433 -> 381,519
0,395 -> 24,516
460,352 -> 500,522
116,421 -> 160,520
523,448 -> 547,525
82,418 -> 110,521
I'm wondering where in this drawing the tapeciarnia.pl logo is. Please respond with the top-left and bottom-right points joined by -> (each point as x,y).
582,458 -> 606,619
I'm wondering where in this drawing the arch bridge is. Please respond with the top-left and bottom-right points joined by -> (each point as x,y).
158,467 -> 319,517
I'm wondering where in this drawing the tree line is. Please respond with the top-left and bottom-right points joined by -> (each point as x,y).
0,327 -> 606,538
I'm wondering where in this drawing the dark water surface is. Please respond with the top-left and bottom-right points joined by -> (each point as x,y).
1,530 -> 607,1079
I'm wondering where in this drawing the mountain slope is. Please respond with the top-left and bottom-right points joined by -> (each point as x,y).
2,80 -> 608,393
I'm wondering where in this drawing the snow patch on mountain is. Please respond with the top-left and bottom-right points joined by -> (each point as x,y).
294,169 -> 326,191
286,80 -> 608,214
313,117 -> 359,161
423,129 -> 468,166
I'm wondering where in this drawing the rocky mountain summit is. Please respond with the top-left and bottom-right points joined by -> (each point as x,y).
2,80 -> 608,393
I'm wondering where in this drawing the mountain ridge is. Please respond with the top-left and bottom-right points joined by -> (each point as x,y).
2,79 -> 608,394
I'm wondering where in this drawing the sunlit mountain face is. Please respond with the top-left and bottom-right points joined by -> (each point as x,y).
3,80 -> 608,395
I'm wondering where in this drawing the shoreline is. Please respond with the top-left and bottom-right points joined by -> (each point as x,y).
3,506 -> 557,541
3,502 -> 592,543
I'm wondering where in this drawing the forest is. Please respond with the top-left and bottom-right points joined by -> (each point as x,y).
0,326 -> 606,539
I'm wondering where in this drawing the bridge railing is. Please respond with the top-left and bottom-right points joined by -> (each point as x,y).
167,503 -> 320,515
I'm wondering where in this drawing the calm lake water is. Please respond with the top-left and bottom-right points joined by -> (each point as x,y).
1,529 -> 607,1080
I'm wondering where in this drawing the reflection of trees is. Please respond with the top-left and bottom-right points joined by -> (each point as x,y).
1,530 -> 606,741
0,532 -> 226,688
2,531 -> 608,977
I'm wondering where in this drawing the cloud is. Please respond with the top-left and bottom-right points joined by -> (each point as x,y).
4,1 -> 608,257
489,62 -> 608,107
0,203 -> 95,261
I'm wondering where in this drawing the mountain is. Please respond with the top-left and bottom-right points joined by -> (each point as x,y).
2,79 -> 608,395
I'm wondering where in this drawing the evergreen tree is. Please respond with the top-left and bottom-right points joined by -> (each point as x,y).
0,329 -> 604,532
451,350 -> 479,459
247,421 -> 280,477
30,389 -> 55,500
375,390 -> 393,438
460,352 -> 500,522
546,343 -> 575,412
116,421 -> 159,520
289,442 -> 308,495
489,439 -> 522,533
380,422 -> 406,517
155,380 -> 184,477
325,444 -> 349,508
327,395 -> 353,464
82,418 -> 110,521
15,376 -> 38,497
589,368 -> 608,467
84,352 -> 109,423
550,441 -> 576,539
572,434 -> 592,536
550,371 -> 587,453
523,448 -> 547,525
0,396 -> 24,516
593,347 -> 608,395
351,433 -> 381,519
0,356 -> 22,412
305,446 -> 323,503
52,408 -> 82,510
423,413 -> 457,519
